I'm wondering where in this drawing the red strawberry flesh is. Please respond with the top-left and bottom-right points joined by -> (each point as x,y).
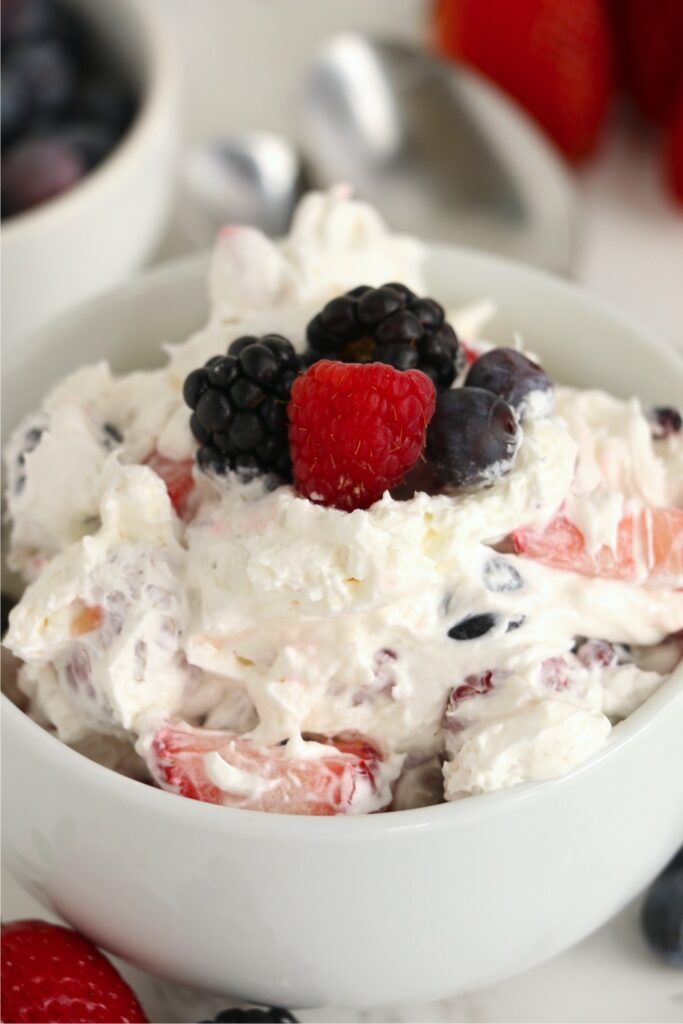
143,719 -> 388,816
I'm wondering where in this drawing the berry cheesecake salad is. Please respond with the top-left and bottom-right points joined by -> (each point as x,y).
4,190 -> 683,816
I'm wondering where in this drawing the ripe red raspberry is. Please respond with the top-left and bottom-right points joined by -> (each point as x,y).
1,919 -> 148,1023
288,361 -> 436,511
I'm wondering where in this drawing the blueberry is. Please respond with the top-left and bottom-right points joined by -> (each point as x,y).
102,422 -> 123,448
2,137 -> 84,216
5,40 -> 78,120
52,119 -> 118,168
449,613 -> 498,640
648,406 -> 682,441
641,848 -> 683,965
465,348 -> 553,419
1,0 -> 81,48
483,558 -> 524,593
75,78 -> 135,132
425,387 -> 520,489
506,615 -> 525,632
1,66 -> 30,144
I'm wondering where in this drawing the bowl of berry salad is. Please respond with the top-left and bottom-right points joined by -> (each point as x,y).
2,190 -> 682,1008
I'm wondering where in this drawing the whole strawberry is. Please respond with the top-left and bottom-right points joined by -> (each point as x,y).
1,920 -> 148,1023
288,361 -> 435,511
611,0 -> 683,122
665,86 -> 683,206
435,0 -> 614,162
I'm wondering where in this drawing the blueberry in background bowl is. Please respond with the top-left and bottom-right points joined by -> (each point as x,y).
1,0 -> 138,219
1,0 -> 180,349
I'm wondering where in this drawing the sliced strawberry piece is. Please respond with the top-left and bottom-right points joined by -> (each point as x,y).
443,670 -> 499,732
70,600 -> 103,637
540,656 -> 571,692
143,720 -> 388,816
512,506 -> 683,586
459,340 -> 479,366
144,451 -> 195,517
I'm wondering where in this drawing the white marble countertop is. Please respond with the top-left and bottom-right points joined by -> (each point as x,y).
3,2 -> 682,1021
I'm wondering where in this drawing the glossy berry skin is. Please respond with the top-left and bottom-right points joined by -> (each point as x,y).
425,387 -> 520,489
641,847 -> 683,965
1,138 -> 83,217
288,360 -> 436,511
306,283 -> 462,391
465,348 -> 553,419
1,919 -> 148,1023
184,334 -> 304,481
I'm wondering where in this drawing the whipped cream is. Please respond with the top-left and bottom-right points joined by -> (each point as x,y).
4,190 -> 682,811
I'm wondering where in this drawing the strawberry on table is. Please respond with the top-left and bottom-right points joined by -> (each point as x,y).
665,86 -> 683,206
512,505 -> 683,586
610,0 -> 683,123
435,0 -> 615,162
288,360 -> 436,512
142,719 -> 390,816
1,919 -> 147,1023
143,451 -> 195,516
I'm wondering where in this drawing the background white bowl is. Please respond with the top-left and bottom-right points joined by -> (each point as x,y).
1,0 -> 180,350
2,247 -> 683,1009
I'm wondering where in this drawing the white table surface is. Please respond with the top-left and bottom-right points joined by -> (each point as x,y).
3,2 -> 682,1021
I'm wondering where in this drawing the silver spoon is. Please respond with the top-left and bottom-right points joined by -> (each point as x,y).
298,34 -> 578,274
181,130 -> 307,246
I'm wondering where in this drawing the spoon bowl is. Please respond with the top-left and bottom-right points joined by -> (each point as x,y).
299,35 -> 577,273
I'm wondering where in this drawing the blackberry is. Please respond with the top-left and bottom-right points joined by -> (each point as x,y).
306,282 -> 462,390
183,334 -> 303,481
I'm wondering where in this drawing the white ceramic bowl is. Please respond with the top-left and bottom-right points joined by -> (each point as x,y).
1,0 -> 180,350
2,247 -> 683,1010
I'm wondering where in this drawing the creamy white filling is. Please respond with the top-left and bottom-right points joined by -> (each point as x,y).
3,190 -> 682,810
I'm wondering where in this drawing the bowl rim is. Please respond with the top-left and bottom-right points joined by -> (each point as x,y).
0,0 -> 178,238
3,240 -> 683,837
